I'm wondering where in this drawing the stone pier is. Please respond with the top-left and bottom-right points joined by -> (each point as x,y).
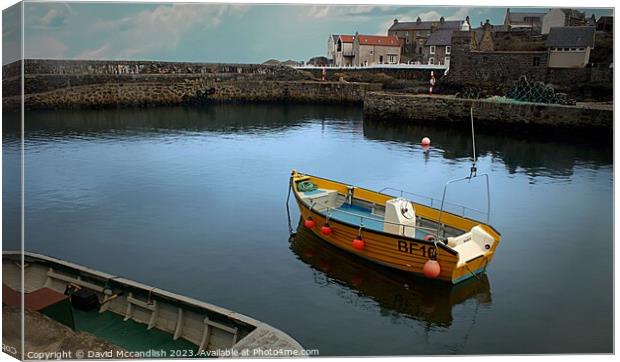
363,92 -> 612,134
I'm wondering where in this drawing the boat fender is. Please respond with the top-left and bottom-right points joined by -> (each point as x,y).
423,260 -> 441,279
304,217 -> 316,229
321,224 -> 333,235
423,235 -> 435,242
352,236 -> 365,250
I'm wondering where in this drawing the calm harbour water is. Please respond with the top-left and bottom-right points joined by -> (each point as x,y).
2,104 -> 613,355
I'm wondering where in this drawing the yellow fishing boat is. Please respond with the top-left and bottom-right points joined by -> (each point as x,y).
289,170 -> 501,284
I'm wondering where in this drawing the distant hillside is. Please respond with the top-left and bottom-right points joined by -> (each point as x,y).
262,59 -> 303,67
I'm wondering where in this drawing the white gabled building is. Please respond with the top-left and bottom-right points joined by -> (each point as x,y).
545,26 -> 595,68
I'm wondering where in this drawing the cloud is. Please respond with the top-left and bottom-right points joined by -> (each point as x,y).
306,5 -> 397,20
29,3 -> 74,29
78,4 -> 248,59
446,7 -> 471,20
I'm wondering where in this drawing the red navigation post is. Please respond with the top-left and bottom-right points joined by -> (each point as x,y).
321,67 -> 326,81
429,71 -> 436,95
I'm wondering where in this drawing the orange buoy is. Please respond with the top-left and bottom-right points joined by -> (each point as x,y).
352,237 -> 365,250
304,218 -> 316,229
423,260 -> 441,279
321,224 -> 333,235
421,137 -> 431,145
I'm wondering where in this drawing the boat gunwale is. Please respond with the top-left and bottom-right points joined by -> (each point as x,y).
291,181 -> 459,256
3,251 -> 294,334
292,171 -> 501,237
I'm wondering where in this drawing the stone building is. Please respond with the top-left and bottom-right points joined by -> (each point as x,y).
388,16 -> 469,63
422,29 -> 453,66
352,33 -> 401,66
542,9 -> 588,34
445,29 -> 549,87
473,21 -> 503,51
333,35 -> 355,67
473,18 -> 546,52
504,8 -> 546,33
545,26 -> 595,68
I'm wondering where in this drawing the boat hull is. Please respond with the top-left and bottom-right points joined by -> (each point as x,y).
2,251 -> 305,356
291,171 -> 500,284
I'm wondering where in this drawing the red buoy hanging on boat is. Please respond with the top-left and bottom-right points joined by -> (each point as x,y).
304,217 -> 316,229
352,237 -> 365,250
421,137 -> 431,146
423,260 -> 441,279
424,234 -> 436,242
321,224 -> 333,235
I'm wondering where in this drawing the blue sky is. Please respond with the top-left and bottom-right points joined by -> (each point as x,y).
2,2 -> 613,65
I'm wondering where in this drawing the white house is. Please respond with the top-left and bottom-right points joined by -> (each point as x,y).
542,8 -> 588,34
333,35 -> 355,67
327,35 -> 338,61
546,26 -> 595,68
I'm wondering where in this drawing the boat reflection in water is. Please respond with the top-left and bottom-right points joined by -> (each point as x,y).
290,225 -> 492,328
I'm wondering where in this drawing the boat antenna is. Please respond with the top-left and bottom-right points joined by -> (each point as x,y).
469,107 -> 477,179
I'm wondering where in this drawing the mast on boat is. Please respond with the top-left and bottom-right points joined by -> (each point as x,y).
435,107 -> 491,240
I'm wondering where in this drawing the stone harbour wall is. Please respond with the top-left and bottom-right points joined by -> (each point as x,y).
2,59 -> 310,98
5,80 -> 381,110
363,92 -> 612,133
3,59 -> 304,77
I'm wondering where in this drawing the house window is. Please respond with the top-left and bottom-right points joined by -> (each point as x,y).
564,47 -> 569,51
446,46 -> 451,55
388,55 -> 397,64
533,56 -> 541,66
379,55 -> 383,64
370,50 -> 373,54
578,47 -> 585,51
570,48 -> 576,51
430,46 -> 436,55
429,57 -> 434,65
445,56 -> 450,64
419,47 -> 422,54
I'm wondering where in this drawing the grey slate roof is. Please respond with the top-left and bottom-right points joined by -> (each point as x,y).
425,29 -> 454,46
389,20 -> 463,31
545,26 -> 595,47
